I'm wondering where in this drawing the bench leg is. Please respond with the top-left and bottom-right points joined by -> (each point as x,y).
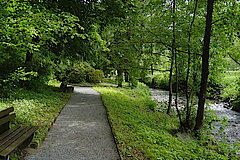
0,155 -> 9,160
19,134 -> 34,150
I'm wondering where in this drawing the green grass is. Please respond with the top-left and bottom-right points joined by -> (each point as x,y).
0,80 -> 71,146
221,71 -> 240,100
103,78 -> 129,86
95,84 -> 239,160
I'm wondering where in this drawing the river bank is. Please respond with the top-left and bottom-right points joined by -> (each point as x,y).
150,88 -> 240,154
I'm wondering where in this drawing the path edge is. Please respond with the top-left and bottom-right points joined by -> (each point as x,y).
24,87 -> 74,158
93,87 -> 122,160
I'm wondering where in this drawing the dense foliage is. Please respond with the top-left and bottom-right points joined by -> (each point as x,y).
98,0 -> 240,129
1,0 -> 239,100
0,0 -> 110,85
55,61 -> 104,84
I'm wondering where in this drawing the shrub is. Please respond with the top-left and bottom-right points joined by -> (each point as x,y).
54,61 -> 104,84
222,71 -> 240,100
232,97 -> 240,112
146,72 -> 169,89
68,68 -> 86,83
0,67 -> 37,97
88,69 -> 104,83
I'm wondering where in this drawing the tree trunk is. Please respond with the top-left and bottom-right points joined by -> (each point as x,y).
117,69 -> 123,87
167,0 -> 176,115
25,36 -> 39,66
25,51 -> 33,71
150,43 -> 155,88
185,49 -> 191,127
195,0 -> 214,130
186,0 -> 198,128
167,58 -> 174,115
25,52 -> 33,64
175,51 -> 182,126
124,71 -> 129,82
151,64 -> 155,87
174,0 -> 182,125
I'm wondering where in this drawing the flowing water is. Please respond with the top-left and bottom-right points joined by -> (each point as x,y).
150,89 -> 240,153
210,103 -> 240,144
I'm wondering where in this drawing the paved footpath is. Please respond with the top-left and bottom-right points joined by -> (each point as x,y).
25,87 -> 120,160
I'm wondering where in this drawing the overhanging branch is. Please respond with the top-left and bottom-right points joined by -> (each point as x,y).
228,53 -> 240,65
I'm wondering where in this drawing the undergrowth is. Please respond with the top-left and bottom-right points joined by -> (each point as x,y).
0,80 -> 71,148
95,84 -> 239,160
222,71 -> 240,100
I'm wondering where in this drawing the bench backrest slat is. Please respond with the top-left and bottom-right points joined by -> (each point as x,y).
0,107 -> 14,119
0,114 -> 16,126
0,107 -> 15,135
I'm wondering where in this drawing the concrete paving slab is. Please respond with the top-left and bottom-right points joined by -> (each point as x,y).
25,87 -> 120,160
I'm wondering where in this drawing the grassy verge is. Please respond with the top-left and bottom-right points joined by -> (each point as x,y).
0,80 -> 71,151
94,84 -> 239,160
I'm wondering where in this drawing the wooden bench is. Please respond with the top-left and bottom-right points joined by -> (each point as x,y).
60,83 -> 74,93
0,107 -> 38,160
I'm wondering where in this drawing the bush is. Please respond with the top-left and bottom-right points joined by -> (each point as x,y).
54,61 -> 104,84
222,71 -> 240,100
88,69 -> 104,83
156,74 -> 168,89
54,61 -> 71,83
232,97 -> 240,112
0,67 -> 38,97
68,68 -> 86,83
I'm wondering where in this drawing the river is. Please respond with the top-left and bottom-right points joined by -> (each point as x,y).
150,89 -> 240,154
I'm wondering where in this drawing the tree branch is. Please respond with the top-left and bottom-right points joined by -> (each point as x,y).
228,53 -> 240,65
